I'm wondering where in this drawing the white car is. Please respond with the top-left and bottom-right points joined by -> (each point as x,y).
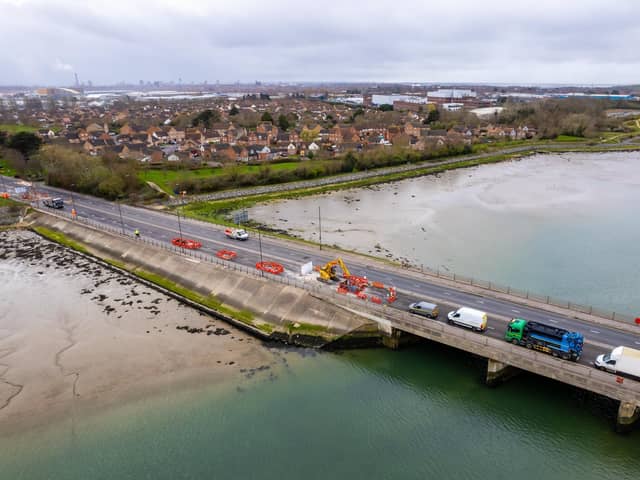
224,228 -> 249,240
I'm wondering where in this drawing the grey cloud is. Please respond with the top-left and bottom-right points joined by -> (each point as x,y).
1,0 -> 640,85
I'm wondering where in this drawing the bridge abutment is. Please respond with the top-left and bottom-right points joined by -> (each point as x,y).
485,358 -> 520,387
616,401 -> 640,433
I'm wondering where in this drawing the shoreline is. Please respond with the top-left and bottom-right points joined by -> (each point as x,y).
0,230 -> 286,436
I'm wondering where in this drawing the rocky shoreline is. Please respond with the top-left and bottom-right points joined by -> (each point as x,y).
0,229 -> 289,435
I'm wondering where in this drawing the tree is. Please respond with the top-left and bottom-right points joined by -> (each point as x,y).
229,105 -> 239,116
277,114 -> 290,131
379,104 -> 393,112
424,107 -> 440,124
0,130 -> 7,146
7,132 -> 42,159
192,109 -> 221,128
261,111 -> 273,123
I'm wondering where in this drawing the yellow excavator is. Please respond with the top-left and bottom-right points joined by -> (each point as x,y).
316,258 -> 351,283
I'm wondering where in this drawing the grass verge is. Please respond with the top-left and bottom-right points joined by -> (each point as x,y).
32,226 -> 89,253
31,224 -> 263,331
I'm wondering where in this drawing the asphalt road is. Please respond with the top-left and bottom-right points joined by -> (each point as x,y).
5,177 -> 640,368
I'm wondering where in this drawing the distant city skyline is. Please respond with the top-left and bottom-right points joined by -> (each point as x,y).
1,0 -> 639,86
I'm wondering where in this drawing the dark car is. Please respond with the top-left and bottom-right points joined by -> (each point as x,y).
408,301 -> 439,319
43,197 -> 64,209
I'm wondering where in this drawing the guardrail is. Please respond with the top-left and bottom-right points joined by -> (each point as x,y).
38,205 -> 638,328
409,264 -> 637,325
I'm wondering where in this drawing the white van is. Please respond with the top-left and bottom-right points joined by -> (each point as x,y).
447,307 -> 488,332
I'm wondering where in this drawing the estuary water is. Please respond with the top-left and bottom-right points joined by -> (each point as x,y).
2,345 -> 640,479
249,152 -> 640,315
2,152 -> 640,478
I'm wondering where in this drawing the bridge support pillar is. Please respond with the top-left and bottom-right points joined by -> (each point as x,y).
616,401 -> 640,433
485,358 -> 519,387
382,328 -> 403,350
381,328 -> 420,350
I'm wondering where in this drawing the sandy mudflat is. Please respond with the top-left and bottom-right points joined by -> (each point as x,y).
0,229 -> 280,435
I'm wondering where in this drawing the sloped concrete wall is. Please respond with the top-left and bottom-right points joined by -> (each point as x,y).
30,213 -> 376,339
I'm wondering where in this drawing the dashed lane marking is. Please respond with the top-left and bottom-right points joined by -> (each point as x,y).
476,299 -> 484,304
590,330 -> 600,334
487,326 -> 495,330
511,309 -> 520,313
547,319 -> 558,323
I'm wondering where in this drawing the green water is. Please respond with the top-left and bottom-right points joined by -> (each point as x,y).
2,345 -> 639,479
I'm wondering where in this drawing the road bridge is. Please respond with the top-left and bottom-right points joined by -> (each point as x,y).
4,177 -> 640,430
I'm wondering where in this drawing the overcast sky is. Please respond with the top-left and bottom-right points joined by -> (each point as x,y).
1,0 -> 639,86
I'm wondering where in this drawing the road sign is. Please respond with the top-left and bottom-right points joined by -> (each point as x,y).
232,209 -> 248,224
14,187 -> 26,194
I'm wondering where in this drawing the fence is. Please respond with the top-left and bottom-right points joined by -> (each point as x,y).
410,263 -> 636,325
39,205 -> 638,327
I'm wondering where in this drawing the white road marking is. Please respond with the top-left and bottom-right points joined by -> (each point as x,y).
635,341 -> 640,345
511,309 -> 520,313
487,326 -> 495,330
547,319 -> 558,323
444,292 -> 452,295
476,299 -> 484,304
590,329 -> 600,334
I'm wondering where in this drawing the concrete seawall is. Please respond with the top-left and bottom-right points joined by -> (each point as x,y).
29,213 -> 379,347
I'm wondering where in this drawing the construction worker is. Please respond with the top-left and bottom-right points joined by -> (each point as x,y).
134,228 -> 140,238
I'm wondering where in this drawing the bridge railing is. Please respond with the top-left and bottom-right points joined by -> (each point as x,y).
39,206 -> 639,328
412,263 -> 637,325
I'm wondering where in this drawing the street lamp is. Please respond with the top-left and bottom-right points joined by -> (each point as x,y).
257,227 -> 264,277
117,198 -> 126,235
70,184 -> 77,220
176,207 -> 184,241
318,206 -> 322,251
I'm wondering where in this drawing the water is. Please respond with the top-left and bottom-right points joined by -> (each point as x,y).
3,153 -> 640,478
249,152 -> 640,314
1,346 -> 639,479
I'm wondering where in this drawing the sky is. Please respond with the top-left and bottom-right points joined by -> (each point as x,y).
1,0 -> 639,86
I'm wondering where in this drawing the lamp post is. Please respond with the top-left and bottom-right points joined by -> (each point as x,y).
318,206 -> 322,251
258,227 -> 264,277
176,190 -> 186,250
70,184 -> 77,220
176,207 -> 184,241
117,199 -> 126,235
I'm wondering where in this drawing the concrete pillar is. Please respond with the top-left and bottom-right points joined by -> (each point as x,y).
382,328 -> 402,350
485,358 -> 519,387
616,401 -> 640,433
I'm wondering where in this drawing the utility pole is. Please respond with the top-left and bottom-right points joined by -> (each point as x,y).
70,184 -> 77,220
318,206 -> 322,251
258,228 -> 264,277
117,199 -> 125,235
177,207 -> 184,242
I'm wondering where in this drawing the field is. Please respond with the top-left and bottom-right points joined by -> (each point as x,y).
139,161 -> 304,194
0,123 -> 38,134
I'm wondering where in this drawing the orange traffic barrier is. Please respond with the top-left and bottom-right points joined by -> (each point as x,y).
256,261 -> 284,275
0,192 -> 9,199
171,238 -> 202,249
216,249 -> 237,260
370,296 -> 382,304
